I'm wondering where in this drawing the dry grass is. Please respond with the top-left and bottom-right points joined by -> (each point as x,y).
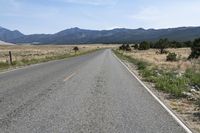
0,44 -> 116,63
124,48 -> 199,72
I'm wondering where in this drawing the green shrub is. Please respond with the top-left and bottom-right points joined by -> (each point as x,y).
155,72 -> 188,97
133,44 -> 139,49
166,52 -> 177,61
137,61 -> 148,70
141,68 -> 158,82
139,41 -> 150,50
141,68 -> 154,77
73,46 -> 79,54
188,38 -> 200,59
185,69 -> 200,88
0,62 -> 10,69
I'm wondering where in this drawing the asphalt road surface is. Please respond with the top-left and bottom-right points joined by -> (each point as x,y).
0,49 -> 187,133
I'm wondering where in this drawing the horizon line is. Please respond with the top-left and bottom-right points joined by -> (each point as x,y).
1,25 -> 200,35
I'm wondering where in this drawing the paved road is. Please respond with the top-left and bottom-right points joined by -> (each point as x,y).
0,49 -> 187,133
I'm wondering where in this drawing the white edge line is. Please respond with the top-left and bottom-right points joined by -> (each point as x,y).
112,52 -> 193,133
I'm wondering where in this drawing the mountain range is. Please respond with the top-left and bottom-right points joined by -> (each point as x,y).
1,26 -> 200,44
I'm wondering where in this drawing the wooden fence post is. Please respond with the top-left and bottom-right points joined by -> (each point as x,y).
9,51 -> 13,65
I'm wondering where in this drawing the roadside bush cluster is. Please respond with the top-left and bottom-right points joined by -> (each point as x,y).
123,37 -> 200,60
119,44 -> 131,51
113,50 -> 190,97
135,38 -> 171,54
141,39 -> 192,50
149,37 -> 199,59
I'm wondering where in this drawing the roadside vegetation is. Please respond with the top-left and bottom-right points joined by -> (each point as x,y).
0,45 -> 113,71
115,39 -> 200,102
114,38 -> 200,97
114,50 -> 194,97
113,38 -> 200,131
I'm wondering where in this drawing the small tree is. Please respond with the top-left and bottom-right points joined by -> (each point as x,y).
73,46 -> 79,54
119,44 -> 126,51
139,41 -> 150,50
156,38 -> 169,54
166,52 -> 177,61
188,38 -> 200,59
125,44 -> 131,51
149,42 -> 155,48
133,44 -> 139,49
184,41 -> 192,47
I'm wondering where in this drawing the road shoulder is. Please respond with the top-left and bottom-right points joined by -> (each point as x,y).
112,51 -> 195,133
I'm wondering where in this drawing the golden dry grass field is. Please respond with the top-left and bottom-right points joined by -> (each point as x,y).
124,48 -> 200,72
0,44 -> 117,71
0,44 -> 116,63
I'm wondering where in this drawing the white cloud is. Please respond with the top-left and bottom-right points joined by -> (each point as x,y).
130,7 -> 160,21
128,1 -> 200,28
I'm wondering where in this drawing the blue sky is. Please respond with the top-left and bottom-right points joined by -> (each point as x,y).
1,0 -> 200,34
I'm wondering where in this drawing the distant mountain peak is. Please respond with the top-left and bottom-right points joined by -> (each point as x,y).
137,28 -> 145,30
71,27 -> 80,30
68,27 -> 82,31
13,30 -> 22,33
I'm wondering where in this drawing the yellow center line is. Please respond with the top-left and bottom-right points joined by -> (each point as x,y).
63,72 -> 77,82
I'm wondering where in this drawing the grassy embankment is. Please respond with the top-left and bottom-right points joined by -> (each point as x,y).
113,49 -> 200,98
